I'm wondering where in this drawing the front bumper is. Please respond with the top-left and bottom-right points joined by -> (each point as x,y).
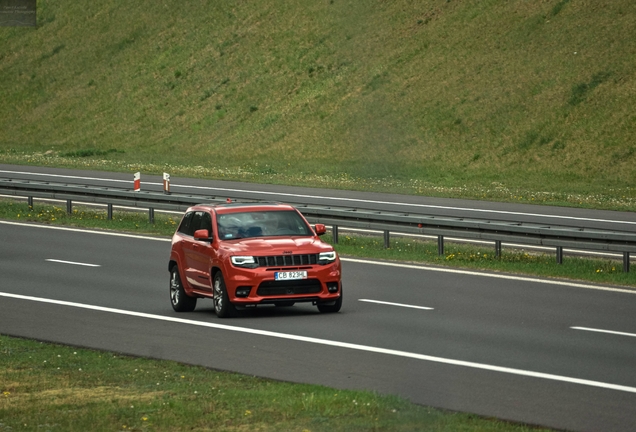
225,261 -> 341,305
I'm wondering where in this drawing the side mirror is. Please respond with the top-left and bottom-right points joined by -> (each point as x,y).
314,224 -> 327,236
193,229 -> 212,241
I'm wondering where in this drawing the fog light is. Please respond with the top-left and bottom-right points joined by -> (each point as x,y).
327,282 -> 339,293
235,286 -> 252,297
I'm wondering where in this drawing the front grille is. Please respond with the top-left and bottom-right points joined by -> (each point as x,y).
257,279 -> 322,296
257,254 -> 318,267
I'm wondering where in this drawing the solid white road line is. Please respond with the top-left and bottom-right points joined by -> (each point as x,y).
0,170 -> 133,184
45,259 -> 100,267
358,299 -> 434,310
343,257 -> 636,295
571,326 -> 636,338
0,220 -> 170,241
1,291 -> 636,394
2,169 -> 635,226
2,220 -> 636,295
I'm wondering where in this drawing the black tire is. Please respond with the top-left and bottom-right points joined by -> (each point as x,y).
317,284 -> 343,313
170,266 -> 197,312
213,272 -> 237,318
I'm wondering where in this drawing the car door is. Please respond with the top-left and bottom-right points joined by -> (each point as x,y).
183,211 -> 213,292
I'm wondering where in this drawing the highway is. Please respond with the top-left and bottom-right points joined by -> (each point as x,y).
1,219 -> 636,432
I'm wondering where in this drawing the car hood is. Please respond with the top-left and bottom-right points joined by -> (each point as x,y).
219,236 -> 331,255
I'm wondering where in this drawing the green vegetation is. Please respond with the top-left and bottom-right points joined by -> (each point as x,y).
3,199 -> 635,288
0,335 -> 552,432
59,148 -> 124,158
1,1 -> 635,210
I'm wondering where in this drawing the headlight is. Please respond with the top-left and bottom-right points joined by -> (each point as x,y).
318,251 -> 337,264
231,256 -> 258,268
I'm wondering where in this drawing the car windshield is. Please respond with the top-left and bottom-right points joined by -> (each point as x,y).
216,210 -> 312,240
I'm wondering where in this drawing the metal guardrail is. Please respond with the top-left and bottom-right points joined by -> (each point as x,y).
0,177 -> 633,272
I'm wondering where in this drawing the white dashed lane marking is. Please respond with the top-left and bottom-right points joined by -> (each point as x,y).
358,299 -> 434,310
571,326 -> 636,339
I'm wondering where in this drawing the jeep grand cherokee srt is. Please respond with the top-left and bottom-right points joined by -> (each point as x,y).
168,202 -> 342,317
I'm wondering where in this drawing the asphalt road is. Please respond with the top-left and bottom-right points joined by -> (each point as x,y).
1,220 -> 636,432
2,163 -> 636,233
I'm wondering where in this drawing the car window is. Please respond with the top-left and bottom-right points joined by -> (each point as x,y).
217,210 -> 311,240
201,212 -> 212,235
190,212 -> 203,235
177,211 -> 212,237
177,211 -> 194,235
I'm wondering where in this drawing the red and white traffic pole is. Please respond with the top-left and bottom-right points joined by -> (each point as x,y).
163,172 -> 170,194
133,172 -> 141,192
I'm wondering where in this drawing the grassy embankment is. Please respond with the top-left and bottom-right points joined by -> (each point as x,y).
1,0 -> 635,210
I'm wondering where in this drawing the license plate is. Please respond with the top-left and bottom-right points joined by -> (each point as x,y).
275,271 -> 307,281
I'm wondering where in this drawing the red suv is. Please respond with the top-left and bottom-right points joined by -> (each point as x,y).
168,202 -> 342,317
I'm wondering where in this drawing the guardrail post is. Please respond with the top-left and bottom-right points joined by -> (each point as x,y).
438,235 -> 444,256
384,230 -> 390,249
495,240 -> 502,258
107,204 -> 113,220
149,207 -> 155,224
66,199 -> 72,215
556,246 -> 563,264
624,252 -> 630,273
28,196 -> 33,209
332,225 -> 339,244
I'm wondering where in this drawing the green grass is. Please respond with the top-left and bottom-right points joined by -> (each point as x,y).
0,335 -> 552,432
2,199 -> 635,288
1,0 -> 635,210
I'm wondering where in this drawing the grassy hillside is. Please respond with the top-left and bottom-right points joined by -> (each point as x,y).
1,0 -> 635,209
